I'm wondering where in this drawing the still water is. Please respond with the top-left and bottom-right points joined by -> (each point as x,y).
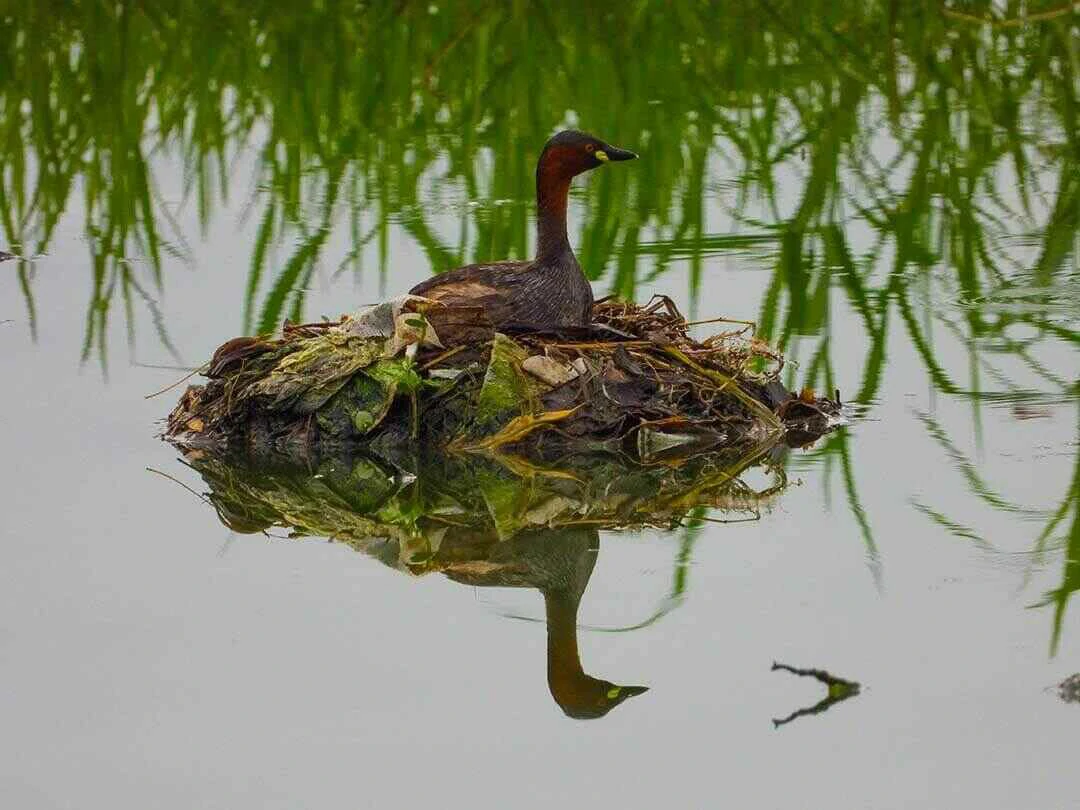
1,2 -> 1078,808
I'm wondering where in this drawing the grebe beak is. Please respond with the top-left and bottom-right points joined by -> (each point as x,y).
595,143 -> 638,162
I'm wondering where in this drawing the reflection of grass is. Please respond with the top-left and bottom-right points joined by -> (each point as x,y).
1028,405 -> 1080,656
2,1 -> 1076,367
806,426 -> 882,586
914,401 -> 1080,654
915,410 -> 1050,520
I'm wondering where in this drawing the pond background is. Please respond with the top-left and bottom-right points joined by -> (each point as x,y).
1,2 -> 1078,808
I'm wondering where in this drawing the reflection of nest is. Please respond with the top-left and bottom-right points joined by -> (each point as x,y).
168,439 -> 800,721
179,441 -> 788,575
165,296 -> 839,459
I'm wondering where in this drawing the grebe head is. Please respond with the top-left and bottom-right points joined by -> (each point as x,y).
538,129 -> 638,179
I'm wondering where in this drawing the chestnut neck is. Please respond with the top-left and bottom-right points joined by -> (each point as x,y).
535,157 -> 574,263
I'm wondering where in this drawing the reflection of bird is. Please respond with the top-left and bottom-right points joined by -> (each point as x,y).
409,130 -> 636,337
444,527 -> 649,719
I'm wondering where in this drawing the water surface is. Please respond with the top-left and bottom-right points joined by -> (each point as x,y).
1,2 -> 1078,808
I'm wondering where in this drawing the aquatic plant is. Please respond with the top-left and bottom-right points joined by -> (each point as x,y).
1,0 -> 1074,372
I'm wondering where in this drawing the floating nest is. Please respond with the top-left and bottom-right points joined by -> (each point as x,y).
165,295 -> 840,462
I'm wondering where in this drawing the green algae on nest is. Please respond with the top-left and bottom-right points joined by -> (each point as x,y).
473,333 -> 546,431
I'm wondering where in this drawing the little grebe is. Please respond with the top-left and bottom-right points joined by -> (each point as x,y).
409,130 -> 636,332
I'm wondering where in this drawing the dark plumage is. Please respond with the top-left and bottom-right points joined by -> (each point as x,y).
409,130 -> 637,337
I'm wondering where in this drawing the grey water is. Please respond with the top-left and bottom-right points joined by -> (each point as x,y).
1,3 -> 1078,808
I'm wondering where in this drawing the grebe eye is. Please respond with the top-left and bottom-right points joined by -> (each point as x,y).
585,144 -> 595,152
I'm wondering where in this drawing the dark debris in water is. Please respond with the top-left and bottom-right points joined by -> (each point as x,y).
771,661 -> 862,728
1058,673 -> 1080,704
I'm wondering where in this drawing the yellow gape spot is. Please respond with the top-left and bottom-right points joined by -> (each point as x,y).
595,150 -> 609,162
606,686 -> 621,699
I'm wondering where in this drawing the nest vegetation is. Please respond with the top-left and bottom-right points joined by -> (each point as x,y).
165,295 -> 839,462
